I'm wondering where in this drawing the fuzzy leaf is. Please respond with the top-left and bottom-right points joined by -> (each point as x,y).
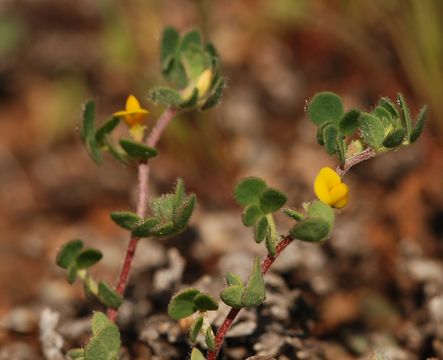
168,288 -> 200,320
383,128 -> 406,148
76,249 -> 103,269
220,285 -> 244,308
193,293 -> 219,312
161,27 -> 179,71
82,101 -> 102,165
110,211 -> 141,230
173,194 -> 196,233
234,177 -> 267,206
173,178 -> 186,212
148,87 -> 182,106
259,188 -> 287,214
373,106 -> 392,127
95,117 -> 120,145
131,217 -> 161,237
119,139 -> 158,160
205,327 -> 216,351
410,105 -> 427,143
379,97 -> 399,118
97,282 -> 123,310
322,124 -> 339,155
397,93 -> 412,136
201,77 -> 226,110
67,348 -> 84,360
149,221 -> 176,237
308,92 -> 344,125
254,216 -> 268,243
106,141 -> 129,165
56,239 -> 84,269
242,204 -> 263,227
152,194 -> 175,220
307,201 -> 335,229
190,316 -> 204,343
179,29 -> 203,52
190,348 -> 205,360
91,311 -> 110,335
283,209 -> 304,221
241,257 -> 265,307
359,112 -> 385,148
339,109 -> 361,136
84,312 -> 120,360
67,264 -> 78,284
290,217 -> 330,242
265,228 -> 278,257
225,272 -> 243,287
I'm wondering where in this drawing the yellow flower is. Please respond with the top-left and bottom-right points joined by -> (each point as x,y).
314,167 -> 349,209
114,95 -> 149,128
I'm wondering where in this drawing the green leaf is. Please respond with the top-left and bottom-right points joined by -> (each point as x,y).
190,348 -> 205,360
242,204 -> 263,227
316,122 -> 329,145
201,77 -> 226,110
205,327 -> 216,351
131,217 -> 161,237
193,293 -> 219,312
168,288 -> 200,320
379,97 -> 399,119
383,128 -> 406,148
152,194 -> 175,220
241,257 -> 266,307
410,105 -> 427,143
91,311 -> 110,335
205,42 -> 220,68
307,201 -> 335,229
56,239 -> 84,269
336,137 -> 346,166
149,221 -> 176,237
322,124 -> 339,155
179,29 -> 203,52
110,211 -> 141,230
67,348 -> 84,360
254,216 -> 268,243
307,92 -> 344,125
234,177 -> 267,206
119,139 -> 158,160
259,188 -> 287,214
76,249 -> 103,269
373,106 -> 392,127
106,141 -> 129,165
225,272 -> 243,287
190,316 -> 204,343
397,93 -> 412,137
173,194 -> 196,232
220,285 -> 244,308
95,117 -> 120,145
290,217 -> 330,242
85,312 -> 120,360
283,208 -> 304,221
174,178 -> 186,212
82,101 -> 102,165
148,87 -> 182,107
359,112 -> 385,148
265,229 -> 278,257
161,27 -> 179,71
339,109 -> 361,136
97,282 -> 123,310
67,264 -> 78,284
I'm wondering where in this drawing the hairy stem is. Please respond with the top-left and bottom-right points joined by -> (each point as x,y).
108,108 -> 178,321
336,147 -> 377,177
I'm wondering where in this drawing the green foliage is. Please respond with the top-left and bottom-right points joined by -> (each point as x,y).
168,288 -> 218,320
56,239 -> 84,269
359,112 -> 385,149
307,92 -> 344,125
234,177 -> 267,206
322,124 -> 339,155
383,128 -> 406,148
397,93 -> 412,136
254,216 -> 268,243
190,348 -> 205,360
67,348 -> 84,360
76,249 -> 103,269
148,87 -> 183,107
242,205 -> 263,226
339,109 -> 361,135
283,208 -> 304,221
98,282 -> 123,310
259,188 -> 287,214
110,211 -> 141,230
220,257 -> 265,308
189,316 -> 204,343
379,97 -> 400,118
83,312 -> 121,360
82,101 -> 103,165
201,77 -> 226,110
410,105 -> 427,143
95,117 -> 120,146
119,138 -> 158,160
205,327 -> 216,351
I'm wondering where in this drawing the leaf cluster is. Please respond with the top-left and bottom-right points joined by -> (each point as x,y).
148,27 -> 226,110
111,178 -> 196,238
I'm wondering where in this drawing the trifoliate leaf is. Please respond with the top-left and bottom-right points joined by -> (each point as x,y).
220,285 -> 244,308
193,293 -> 219,312
97,282 -> 123,310
339,109 -> 361,136
241,257 -> 265,307
254,216 -> 268,243
225,272 -> 243,287
290,217 -> 330,242
322,124 -> 339,155
234,177 -> 267,206
84,312 -> 120,360
379,97 -> 400,119
152,194 -> 175,220
110,211 -> 141,230
168,288 -> 200,320
76,249 -> 103,269
259,188 -> 287,214
373,106 -> 392,128
410,105 -> 427,143
131,217 -> 161,237
307,92 -> 344,125
190,348 -> 205,360
119,139 -> 158,160
161,27 -> 179,72
148,86 -> 182,107
205,327 -> 216,351
91,311 -> 110,335
383,128 -> 406,148
359,112 -> 385,148
179,29 -> 203,52
242,204 -> 263,227
56,239 -> 84,269
307,201 -> 335,229
190,316 -> 204,343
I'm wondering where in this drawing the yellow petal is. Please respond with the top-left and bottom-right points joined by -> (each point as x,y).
318,167 -> 341,189
314,173 -> 332,204
196,69 -> 212,97
126,95 -> 142,112
123,113 -> 148,127
329,183 -> 349,209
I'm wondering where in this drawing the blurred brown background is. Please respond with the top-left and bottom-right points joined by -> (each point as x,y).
1,0 -> 443,359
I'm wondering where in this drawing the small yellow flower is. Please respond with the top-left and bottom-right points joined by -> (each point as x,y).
314,167 -> 349,209
114,95 -> 149,128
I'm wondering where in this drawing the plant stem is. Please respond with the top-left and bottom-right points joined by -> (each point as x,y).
207,235 -> 294,360
336,147 -> 377,177
107,107 -> 178,321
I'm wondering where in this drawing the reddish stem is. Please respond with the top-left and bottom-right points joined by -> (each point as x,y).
207,235 -> 294,360
107,108 -> 178,321
336,147 -> 377,177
